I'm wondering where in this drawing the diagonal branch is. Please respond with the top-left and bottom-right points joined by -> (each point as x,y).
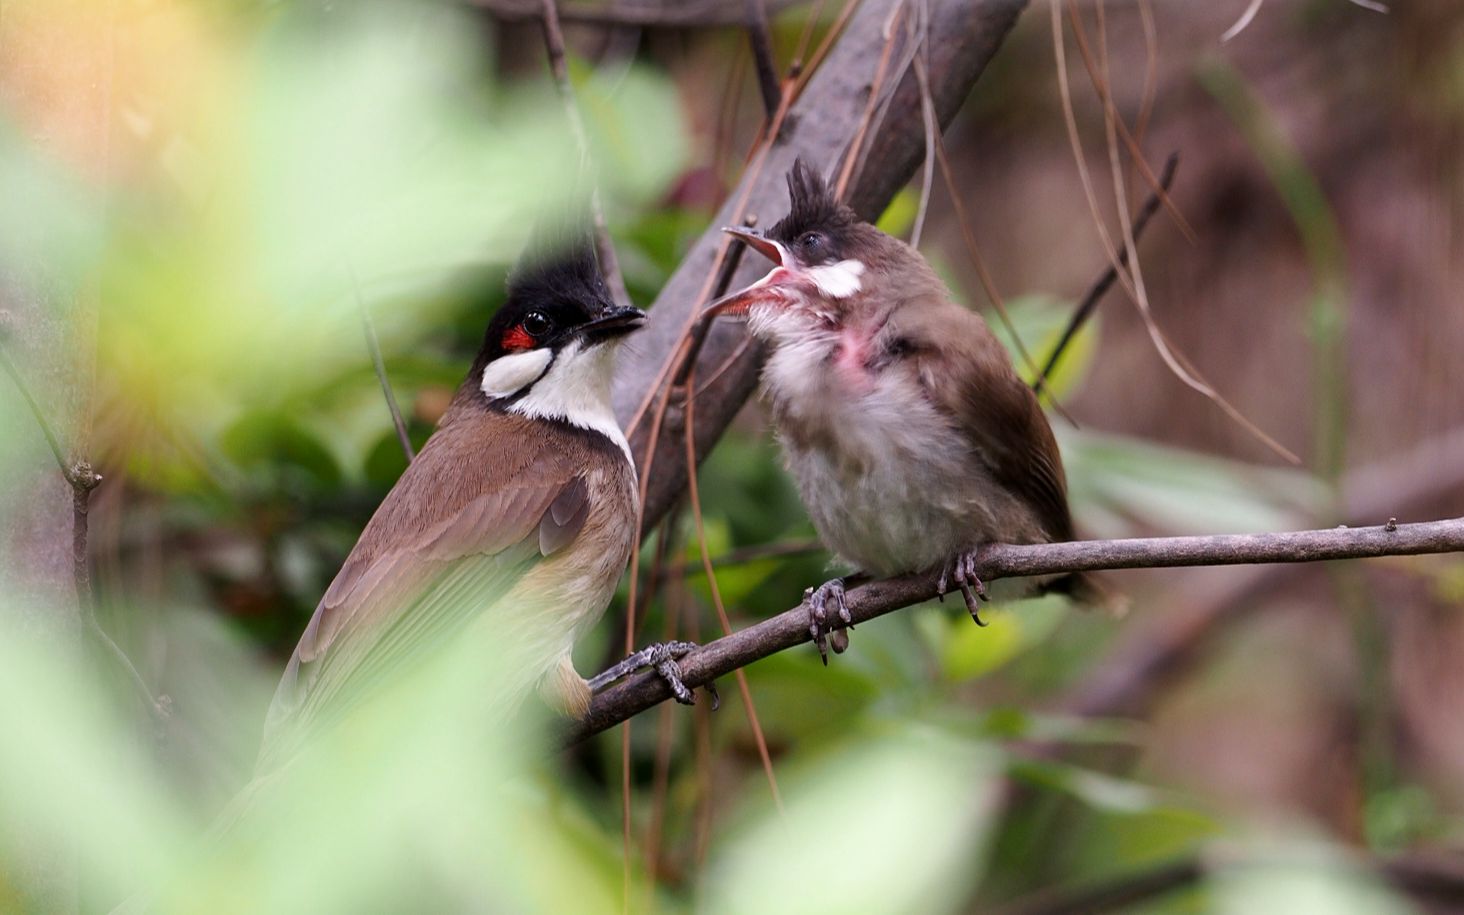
611,0 -> 1031,539
568,517 -> 1464,742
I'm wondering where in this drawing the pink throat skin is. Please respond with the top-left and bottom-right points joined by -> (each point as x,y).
831,328 -> 877,395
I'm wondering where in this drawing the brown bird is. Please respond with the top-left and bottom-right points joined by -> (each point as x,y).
258,235 -> 694,770
713,161 -> 1100,661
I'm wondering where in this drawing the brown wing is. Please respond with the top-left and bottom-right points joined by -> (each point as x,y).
903,304 -> 1075,543
259,412 -> 602,767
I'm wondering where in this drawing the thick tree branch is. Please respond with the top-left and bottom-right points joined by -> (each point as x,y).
569,518 -> 1464,742
611,0 -> 1030,538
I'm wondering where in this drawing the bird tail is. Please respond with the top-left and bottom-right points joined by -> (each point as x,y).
1040,570 -> 1129,616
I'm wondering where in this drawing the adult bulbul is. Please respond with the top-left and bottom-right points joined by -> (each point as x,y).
257,235 -> 692,770
712,161 -> 1102,661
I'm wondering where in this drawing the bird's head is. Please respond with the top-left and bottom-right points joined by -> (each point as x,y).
474,235 -> 643,413
710,159 -> 899,338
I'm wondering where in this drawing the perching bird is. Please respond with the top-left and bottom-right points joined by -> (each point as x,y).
257,234 -> 693,771
712,160 -> 1100,661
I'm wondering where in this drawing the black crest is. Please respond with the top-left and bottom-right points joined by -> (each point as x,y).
470,227 -> 612,372
505,227 -> 611,318
768,158 -> 857,244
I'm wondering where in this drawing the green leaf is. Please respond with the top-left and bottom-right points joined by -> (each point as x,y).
928,597 -> 1067,682
876,186 -> 919,238
220,409 -> 342,489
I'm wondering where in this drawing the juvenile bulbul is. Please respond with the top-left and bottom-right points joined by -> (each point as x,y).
713,161 -> 1100,661
258,235 -> 693,770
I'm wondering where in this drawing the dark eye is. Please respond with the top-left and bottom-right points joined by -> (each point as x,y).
521,311 -> 552,337
799,231 -> 824,251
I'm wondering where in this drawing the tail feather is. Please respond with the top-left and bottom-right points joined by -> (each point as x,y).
1040,570 -> 1129,616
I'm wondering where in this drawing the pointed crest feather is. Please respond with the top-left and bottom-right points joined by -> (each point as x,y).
769,157 -> 857,243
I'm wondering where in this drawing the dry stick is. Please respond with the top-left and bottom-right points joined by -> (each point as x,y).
1034,152 -> 1177,389
0,339 -> 164,723
745,0 -> 782,120
1129,0 -> 1159,210
624,80 -> 794,440
711,47 -> 749,202
789,0 -> 829,69
789,0 -> 860,101
534,4 -> 638,895
538,0 -> 631,308
354,276 -> 414,463
568,517 -> 1464,741
932,133 -> 1074,425
643,537 -> 685,884
682,362 -> 784,814
1051,0 -> 1296,463
615,0 -> 1032,556
1053,423 -> 1464,731
833,0 -> 907,199
1221,0 -> 1266,42
673,537 -> 825,577
1061,2 -> 1194,244
908,0 -> 938,249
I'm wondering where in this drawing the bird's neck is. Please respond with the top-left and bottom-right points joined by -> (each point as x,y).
508,343 -> 630,464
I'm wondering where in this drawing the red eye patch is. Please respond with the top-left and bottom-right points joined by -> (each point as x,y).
502,325 -> 536,351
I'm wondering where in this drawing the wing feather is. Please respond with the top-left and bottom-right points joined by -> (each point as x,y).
907,307 -> 1075,543
260,418 -> 600,767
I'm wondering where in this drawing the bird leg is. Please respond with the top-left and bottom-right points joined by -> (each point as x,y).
938,551 -> 990,626
804,575 -> 861,664
588,640 -> 715,708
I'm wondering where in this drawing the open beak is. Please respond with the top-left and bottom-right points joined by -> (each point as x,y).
581,304 -> 646,342
704,227 -> 803,319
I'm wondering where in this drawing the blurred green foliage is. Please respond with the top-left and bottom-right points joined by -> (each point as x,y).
0,1 -> 1453,913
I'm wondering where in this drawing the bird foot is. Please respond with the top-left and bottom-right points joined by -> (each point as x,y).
804,578 -> 854,665
588,640 -> 716,709
937,551 -> 989,626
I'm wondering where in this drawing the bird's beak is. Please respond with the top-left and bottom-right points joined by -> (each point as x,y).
581,304 -> 646,342
705,227 -> 804,319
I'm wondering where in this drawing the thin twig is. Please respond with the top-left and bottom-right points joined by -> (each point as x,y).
538,0 -> 631,308
933,133 -> 1075,425
569,517 -> 1464,740
834,0 -> 906,199
672,538 -> 825,577
682,362 -> 784,814
745,0 -> 782,120
354,275 -> 414,463
0,336 -> 68,473
1030,162 -> 1179,389
908,1 -> 937,249
1051,0 -> 1296,462
0,338 -> 165,724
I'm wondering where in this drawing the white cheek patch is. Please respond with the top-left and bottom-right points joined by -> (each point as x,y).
508,340 -> 633,464
480,348 -> 553,399
805,259 -> 865,299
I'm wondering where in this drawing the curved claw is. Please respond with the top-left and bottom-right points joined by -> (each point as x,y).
589,640 -> 704,706
806,578 -> 853,664
948,551 -> 990,626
